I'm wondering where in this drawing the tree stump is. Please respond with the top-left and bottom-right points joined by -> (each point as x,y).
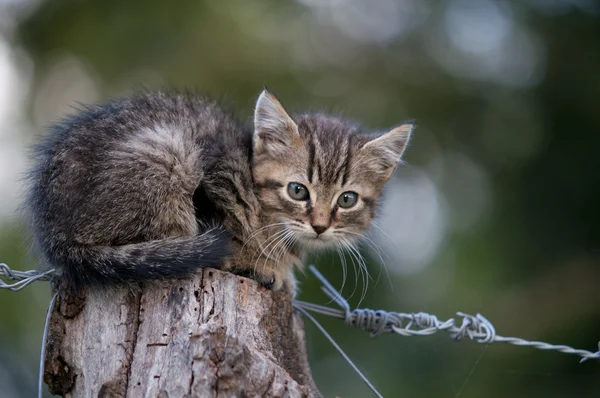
43,268 -> 320,397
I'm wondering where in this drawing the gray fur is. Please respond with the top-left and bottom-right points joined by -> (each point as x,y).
24,89 -> 412,291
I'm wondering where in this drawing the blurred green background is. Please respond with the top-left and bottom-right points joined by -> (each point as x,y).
0,0 -> 599,397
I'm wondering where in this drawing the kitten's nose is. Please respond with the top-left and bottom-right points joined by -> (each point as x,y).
312,225 -> 327,235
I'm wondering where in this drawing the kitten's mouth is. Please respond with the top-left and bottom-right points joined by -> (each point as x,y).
283,222 -> 335,248
299,233 -> 334,249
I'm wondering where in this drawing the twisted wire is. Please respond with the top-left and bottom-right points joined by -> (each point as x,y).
0,263 -> 55,291
2,262 -> 599,398
294,265 -> 600,364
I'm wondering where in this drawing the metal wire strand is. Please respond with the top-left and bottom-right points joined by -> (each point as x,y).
0,263 -> 55,291
295,305 -> 384,398
39,293 -> 57,398
294,265 -> 600,364
2,262 -> 599,398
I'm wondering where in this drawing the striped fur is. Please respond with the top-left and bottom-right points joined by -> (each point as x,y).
24,89 -> 412,292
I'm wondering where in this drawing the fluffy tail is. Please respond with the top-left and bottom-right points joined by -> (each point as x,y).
52,228 -> 231,287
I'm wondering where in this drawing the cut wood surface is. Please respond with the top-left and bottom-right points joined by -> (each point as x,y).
43,268 -> 320,397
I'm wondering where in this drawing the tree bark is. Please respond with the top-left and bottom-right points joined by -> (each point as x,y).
43,268 -> 320,397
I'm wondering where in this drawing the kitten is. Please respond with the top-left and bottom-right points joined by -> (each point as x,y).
25,89 -> 412,292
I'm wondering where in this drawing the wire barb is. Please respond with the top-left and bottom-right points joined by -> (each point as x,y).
1,262 -> 599,398
294,264 -> 600,365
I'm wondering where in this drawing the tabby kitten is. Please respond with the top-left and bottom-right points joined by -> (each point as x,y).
25,89 -> 412,292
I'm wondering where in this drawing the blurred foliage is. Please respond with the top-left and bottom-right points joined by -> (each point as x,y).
0,0 -> 599,397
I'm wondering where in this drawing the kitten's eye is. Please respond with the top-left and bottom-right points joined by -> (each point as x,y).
287,182 -> 309,201
337,191 -> 358,208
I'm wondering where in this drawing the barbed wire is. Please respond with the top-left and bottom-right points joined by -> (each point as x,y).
294,265 -> 600,364
1,262 -> 599,398
0,263 -> 55,291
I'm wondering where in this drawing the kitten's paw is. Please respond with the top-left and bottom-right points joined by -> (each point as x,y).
271,267 -> 295,292
233,269 -> 275,289
233,267 -> 294,292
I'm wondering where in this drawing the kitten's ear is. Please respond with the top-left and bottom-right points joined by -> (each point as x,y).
253,89 -> 299,156
360,123 -> 413,179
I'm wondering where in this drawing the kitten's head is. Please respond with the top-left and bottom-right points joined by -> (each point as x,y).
252,90 -> 412,251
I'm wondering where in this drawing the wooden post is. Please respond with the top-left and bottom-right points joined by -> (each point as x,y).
43,268 -> 320,397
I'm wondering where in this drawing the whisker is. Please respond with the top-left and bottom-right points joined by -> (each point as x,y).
340,231 -> 386,267
337,242 -> 348,295
260,229 -> 295,275
245,226 -> 289,269
251,228 -> 288,261
338,230 -> 393,291
363,224 -> 396,289
344,239 -> 370,306
274,230 -> 295,268
370,221 -> 396,247
242,222 -> 288,251
339,238 -> 360,303
271,230 -> 299,274
327,242 -> 348,304
251,229 -> 289,274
